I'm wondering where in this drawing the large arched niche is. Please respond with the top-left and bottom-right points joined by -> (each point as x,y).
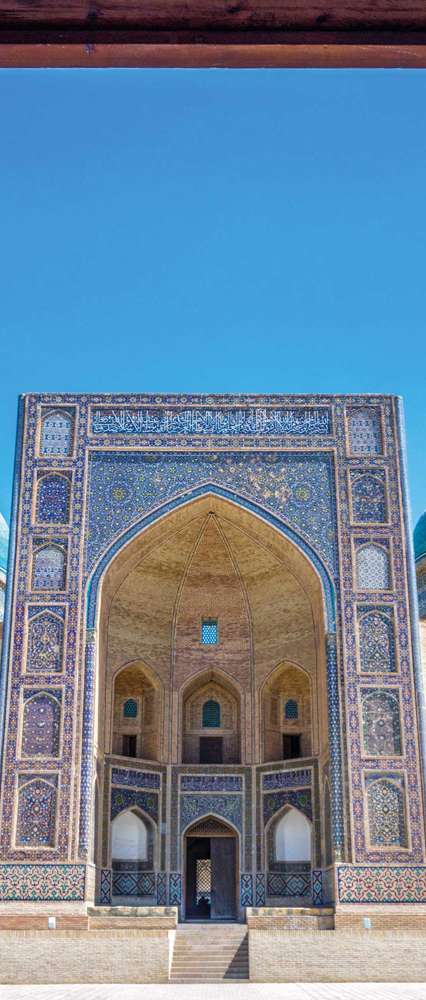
94,491 -> 330,767
180,667 -> 242,764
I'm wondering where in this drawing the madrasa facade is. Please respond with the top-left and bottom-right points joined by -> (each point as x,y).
0,392 -> 425,922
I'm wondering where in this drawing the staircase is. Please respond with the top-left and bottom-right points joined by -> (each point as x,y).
170,923 -> 249,983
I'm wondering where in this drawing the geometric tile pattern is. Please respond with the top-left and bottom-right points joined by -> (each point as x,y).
36,475 -> 70,525
240,873 -> 253,906
156,872 -> 167,905
40,410 -> 74,457
255,873 -> 266,905
27,610 -> 64,673
87,450 -> 338,575
347,407 -> 383,455
361,689 -> 402,756
180,794 -> 243,833
169,872 -> 182,905
112,871 -> 156,897
0,863 -> 86,901
356,543 -> 390,591
21,689 -> 61,757
366,773 -> 407,847
263,788 -> 312,825
32,542 -> 66,591
110,788 -> 158,823
337,865 -> 426,904
267,872 -> 311,898
100,868 -> 112,905
358,608 -> 396,673
311,869 -> 323,905
16,774 -> 57,846
351,470 -> 387,523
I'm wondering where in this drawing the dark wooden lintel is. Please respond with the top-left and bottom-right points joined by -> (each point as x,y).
1,2 -> 426,68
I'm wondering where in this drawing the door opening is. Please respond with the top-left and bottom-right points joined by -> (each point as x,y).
184,817 -> 237,920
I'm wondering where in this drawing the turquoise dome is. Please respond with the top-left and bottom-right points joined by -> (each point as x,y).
0,512 -> 9,575
414,512 -> 426,562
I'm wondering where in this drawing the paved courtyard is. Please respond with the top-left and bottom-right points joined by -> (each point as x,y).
1,986 -> 426,1000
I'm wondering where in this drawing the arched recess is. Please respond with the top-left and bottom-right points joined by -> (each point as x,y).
110,806 -> 157,901
261,661 -> 316,763
82,487 -> 342,863
180,667 -> 242,764
108,660 -> 163,762
183,813 -> 240,921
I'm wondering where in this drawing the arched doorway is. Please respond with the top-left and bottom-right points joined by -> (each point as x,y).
184,815 -> 238,921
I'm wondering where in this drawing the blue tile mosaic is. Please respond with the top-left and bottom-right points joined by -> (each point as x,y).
180,794 -> 243,832
111,768 -> 161,790
180,775 -> 242,792
262,769 -> 311,791
87,451 -> 338,574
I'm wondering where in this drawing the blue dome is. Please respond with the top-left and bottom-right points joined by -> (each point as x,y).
0,512 -> 9,575
414,512 -> 426,562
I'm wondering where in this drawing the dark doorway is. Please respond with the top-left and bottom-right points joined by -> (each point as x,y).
200,736 -> 223,763
122,734 -> 137,757
185,820 -> 237,920
283,733 -> 301,759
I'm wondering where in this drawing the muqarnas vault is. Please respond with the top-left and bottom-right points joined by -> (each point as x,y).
0,392 -> 425,916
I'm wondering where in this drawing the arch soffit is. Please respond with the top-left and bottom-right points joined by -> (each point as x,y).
112,658 -> 163,692
182,811 -> 240,839
180,664 -> 244,702
111,803 -> 155,829
260,659 -> 313,695
87,486 -> 336,632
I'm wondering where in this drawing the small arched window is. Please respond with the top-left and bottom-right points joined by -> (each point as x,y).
284,698 -> 298,721
123,698 -> 138,719
202,699 -> 221,728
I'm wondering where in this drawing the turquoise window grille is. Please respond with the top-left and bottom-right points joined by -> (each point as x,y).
202,699 -> 221,728
284,699 -> 298,720
123,698 -> 138,719
201,620 -> 218,644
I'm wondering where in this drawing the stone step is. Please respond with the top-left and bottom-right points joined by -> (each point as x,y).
170,927 -> 249,983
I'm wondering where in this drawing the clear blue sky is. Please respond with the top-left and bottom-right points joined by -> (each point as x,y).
0,69 -> 425,528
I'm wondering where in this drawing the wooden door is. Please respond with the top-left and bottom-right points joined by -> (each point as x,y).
199,737 -> 223,763
210,837 -> 236,919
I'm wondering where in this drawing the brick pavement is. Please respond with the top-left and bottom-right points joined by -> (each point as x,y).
0,985 -> 426,1000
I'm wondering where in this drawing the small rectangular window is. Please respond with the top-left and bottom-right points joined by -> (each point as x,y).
282,734 -> 301,760
122,734 -> 137,758
201,620 -> 218,645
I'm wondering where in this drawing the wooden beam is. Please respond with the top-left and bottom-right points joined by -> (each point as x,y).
1,3 -> 426,68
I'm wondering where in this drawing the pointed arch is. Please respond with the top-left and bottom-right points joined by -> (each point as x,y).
86,485 -> 336,632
